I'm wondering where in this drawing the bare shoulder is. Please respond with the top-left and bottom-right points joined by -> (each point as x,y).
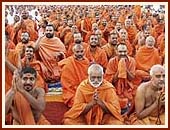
33,87 -> 45,96
136,82 -> 150,94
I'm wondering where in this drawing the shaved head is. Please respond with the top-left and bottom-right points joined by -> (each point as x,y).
72,44 -> 84,60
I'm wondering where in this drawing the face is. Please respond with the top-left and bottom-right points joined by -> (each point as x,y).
111,16 -> 118,22
14,15 -> 20,23
89,69 -> 103,88
90,35 -> 98,48
115,22 -> 122,31
95,30 -> 102,39
21,73 -> 36,92
143,29 -> 150,38
125,19 -> 131,27
71,25 -> 78,33
151,69 -> 165,89
67,20 -> 73,27
119,29 -> 128,40
21,11 -> 29,19
74,33 -> 82,44
102,19 -> 107,26
73,45 -> 84,60
117,44 -> 128,58
25,47 -> 34,60
146,37 -> 155,48
92,23 -> 98,32
109,34 -> 118,45
21,32 -> 30,43
45,26 -> 54,38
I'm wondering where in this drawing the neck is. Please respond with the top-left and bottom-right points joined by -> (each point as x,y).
90,46 -> 97,52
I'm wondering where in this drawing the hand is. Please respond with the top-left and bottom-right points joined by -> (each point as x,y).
38,31 -> 45,39
159,92 -> 165,106
13,70 -> 24,92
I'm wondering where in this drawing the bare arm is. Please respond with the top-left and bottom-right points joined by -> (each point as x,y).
112,71 -> 119,84
135,85 -> 158,119
5,59 -> 17,73
5,72 -> 18,115
5,88 -> 16,115
81,100 -> 96,115
34,32 -> 45,51
127,69 -> 135,80
18,87 -> 46,112
80,20 -> 88,34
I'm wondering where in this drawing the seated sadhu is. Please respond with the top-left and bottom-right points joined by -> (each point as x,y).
63,64 -> 124,125
129,64 -> 165,125
59,44 -> 90,108
105,43 -> 136,116
5,67 -> 50,125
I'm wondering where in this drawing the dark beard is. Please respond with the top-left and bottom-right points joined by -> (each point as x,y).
46,33 -> 54,38
21,39 -> 29,44
90,44 -> 97,48
75,40 -> 82,44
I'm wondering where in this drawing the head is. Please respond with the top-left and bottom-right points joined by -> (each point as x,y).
150,64 -> 165,90
143,27 -> 151,39
14,15 -> 20,23
45,24 -> 55,38
109,30 -> 118,46
72,44 -> 84,60
95,29 -> 102,39
67,19 -> 73,28
115,22 -> 122,32
71,25 -> 79,33
111,15 -> 118,23
89,34 -> 99,48
117,43 -> 128,58
25,45 -> 34,60
21,10 -> 29,19
92,23 -> 98,32
102,18 -> 107,26
21,32 -> 30,44
20,67 -> 37,92
88,64 -> 104,88
125,19 -> 132,28
145,36 -> 155,48
119,28 -> 128,40
73,32 -> 82,44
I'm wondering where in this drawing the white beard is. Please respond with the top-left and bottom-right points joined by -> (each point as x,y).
89,77 -> 103,88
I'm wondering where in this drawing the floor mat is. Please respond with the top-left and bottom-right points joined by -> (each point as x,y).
43,102 -> 69,125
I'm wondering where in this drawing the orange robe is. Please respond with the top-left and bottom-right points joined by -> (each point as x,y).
59,56 -> 90,107
15,41 -> 35,55
81,18 -> 92,40
102,43 -> 117,60
126,26 -> 137,45
17,19 -> 38,43
152,23 -> 165,41
67,42 -> 88,57
133,5 -> 141,20
63,79 -> 124,125
135,45 -> 161,72
38,37 -> 66,81
105,56 -> 136,110
12,91 -> 50,125
7,40 -> 15,49
5,24 -> 15,42
118,39 -> 133,56
21,57 -> 48,92
129,108 -> 165,125
85,46 -> 108,69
